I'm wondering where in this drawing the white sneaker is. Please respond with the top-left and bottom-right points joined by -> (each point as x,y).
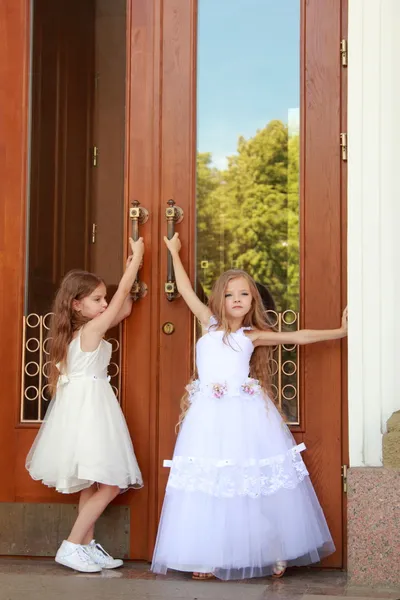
85,540 -> 124,569
55,540 -> 102,573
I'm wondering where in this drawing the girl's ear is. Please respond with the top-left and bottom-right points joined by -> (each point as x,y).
72,299 -> 81,312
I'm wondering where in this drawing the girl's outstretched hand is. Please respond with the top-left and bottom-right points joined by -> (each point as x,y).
126,237 -> 144,269
164,232 -> 181,255
341,306 -> 348,334
130,236 -> 144,258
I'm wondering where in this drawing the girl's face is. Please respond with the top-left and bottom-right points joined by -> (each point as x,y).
73,283 -> 108,320
224,276 -> 253,320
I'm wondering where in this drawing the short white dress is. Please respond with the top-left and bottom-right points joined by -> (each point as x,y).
26,329 -> 143,494
151,317 -> 334,580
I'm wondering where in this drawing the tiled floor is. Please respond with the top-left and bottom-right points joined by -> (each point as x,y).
0,560 -> 399,600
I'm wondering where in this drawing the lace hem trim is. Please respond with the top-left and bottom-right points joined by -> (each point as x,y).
163,443 -> 309,498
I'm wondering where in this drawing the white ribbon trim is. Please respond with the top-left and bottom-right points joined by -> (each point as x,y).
57,374 -> 111,387
163,443 -> 306,469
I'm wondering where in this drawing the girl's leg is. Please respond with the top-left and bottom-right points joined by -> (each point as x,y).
78,485 -> 96,545
67,484 -> 119,545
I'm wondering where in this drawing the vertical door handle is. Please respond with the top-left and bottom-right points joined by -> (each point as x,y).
165,199 -> 184,301
129,200 -> 149,301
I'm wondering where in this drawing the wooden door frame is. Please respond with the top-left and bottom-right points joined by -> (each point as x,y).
122,0 -> 164,558
0,0 -> 31,502
340,0 -> 349,570
0,0 -> 348,565
300,0 -> 348,568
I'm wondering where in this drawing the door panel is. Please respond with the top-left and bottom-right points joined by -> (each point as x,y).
156,0 -> 197,516
122,0 -> 161,558
302,0 -> 344,566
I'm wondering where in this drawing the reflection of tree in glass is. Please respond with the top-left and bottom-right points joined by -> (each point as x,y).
196,119 -> 299,312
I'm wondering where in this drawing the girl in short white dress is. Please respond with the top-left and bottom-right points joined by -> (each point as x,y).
151,233 -> 347,581
26,238 -> 144,573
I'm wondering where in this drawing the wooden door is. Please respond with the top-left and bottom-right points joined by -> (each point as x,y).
147,0 -> 348,568
0,0 -> 347,566
0,0 -> 149,558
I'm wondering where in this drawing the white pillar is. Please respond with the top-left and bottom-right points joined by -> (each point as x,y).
348,0 -> 400,467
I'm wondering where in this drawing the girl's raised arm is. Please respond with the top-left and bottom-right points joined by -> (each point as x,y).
82,238 -> 144,349
250,307 -> 348,347
164,233 -> 211,326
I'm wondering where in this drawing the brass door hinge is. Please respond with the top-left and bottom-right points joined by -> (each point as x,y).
340,39 -> 348,67
92,146 -> 98,167
340,133 -> 348,161
341,464 -> 348,493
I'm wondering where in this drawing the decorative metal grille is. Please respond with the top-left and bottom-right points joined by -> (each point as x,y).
21,311 -> 300,425
21,313 -> 121,423
267,310 -> 300,425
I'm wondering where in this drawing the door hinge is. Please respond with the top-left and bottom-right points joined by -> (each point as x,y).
92,146 -> 98,167
91,223 -> 97,244
341,464 -> 348,493
340,133 -> 348,161
340,39 -> 348,67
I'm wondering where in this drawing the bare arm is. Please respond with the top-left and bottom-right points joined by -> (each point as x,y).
106,253 -> 138,329
82,238 -> 144,350
107,296 -> 133,330
164,233 -> 211,325
249,308 -> 348,347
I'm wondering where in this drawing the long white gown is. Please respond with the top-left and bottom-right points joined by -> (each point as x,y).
151,317 -> 334,580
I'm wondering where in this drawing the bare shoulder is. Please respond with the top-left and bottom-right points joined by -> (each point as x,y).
244,328 -> 261,343
80,322 -> 103,352
245,328 -> 278,347
199,308 -> 213,328
198,311 -> 214,330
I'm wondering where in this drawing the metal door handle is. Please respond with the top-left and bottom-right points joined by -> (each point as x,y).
129,200 -> 148,301
165,199 -> 183,301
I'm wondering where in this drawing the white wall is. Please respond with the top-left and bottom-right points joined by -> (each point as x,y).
348,0 -> 400,467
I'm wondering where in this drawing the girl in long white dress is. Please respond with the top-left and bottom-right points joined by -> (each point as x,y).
151,233 -> 347,581
26,238 -> 144,573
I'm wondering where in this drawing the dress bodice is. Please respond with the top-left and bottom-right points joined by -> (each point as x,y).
60,330 -> 112,380
196,318 -> 254,385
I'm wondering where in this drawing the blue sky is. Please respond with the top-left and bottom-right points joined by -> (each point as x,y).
197,0 -> 300,169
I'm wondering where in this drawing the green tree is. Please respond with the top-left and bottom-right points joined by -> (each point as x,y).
196,120 -> 300,311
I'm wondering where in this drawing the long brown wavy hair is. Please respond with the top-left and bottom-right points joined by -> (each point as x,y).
47,270 -> 105,397
178,270 -> 276,428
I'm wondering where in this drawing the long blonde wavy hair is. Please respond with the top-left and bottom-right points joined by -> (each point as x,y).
178,270 -> 276,428
47,270 -> 105,397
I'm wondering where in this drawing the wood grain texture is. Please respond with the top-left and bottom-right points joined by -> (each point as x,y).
0,0 -> 30,502
302,0 -> 344,567
157,0 -> 197,522
122,0 -> 162,559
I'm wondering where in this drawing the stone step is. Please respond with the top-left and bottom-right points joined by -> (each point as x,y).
387,410 -> 400,433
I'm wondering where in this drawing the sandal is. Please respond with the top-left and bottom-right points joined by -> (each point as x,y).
192,572 -> 215,580
271,560 -> 287,579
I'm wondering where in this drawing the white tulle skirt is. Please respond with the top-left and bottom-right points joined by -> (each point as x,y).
151,388 -> 334,580
26,380 -> 143,494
